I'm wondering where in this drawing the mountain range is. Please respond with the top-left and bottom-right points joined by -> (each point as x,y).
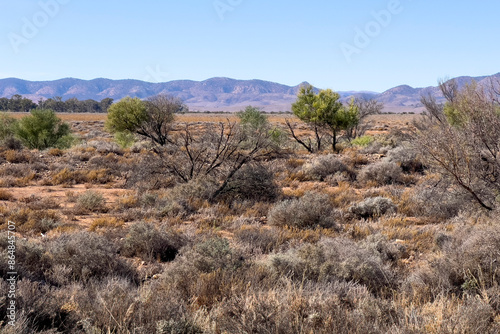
1,73 -> 499,112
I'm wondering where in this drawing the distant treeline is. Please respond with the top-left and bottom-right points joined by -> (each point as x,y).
0,95 -> 114,113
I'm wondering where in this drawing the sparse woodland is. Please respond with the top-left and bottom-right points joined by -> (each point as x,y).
0,81 -> 499,333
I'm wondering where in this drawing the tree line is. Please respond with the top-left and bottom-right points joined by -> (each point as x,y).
0,94 -> 114,113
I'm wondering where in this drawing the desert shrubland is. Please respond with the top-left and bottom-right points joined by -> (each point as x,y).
0,108 -> 499,333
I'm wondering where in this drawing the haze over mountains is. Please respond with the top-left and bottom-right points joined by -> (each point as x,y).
0,73 -> 498,112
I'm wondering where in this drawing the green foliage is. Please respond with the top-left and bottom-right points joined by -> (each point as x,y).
237,106 -> 287,148
14,109 -> 73,150
0,113 -> 17,141
237,106 -> 268,130
443,102 -> 464,126
291,85 -> 360,152
351,135 -> 374,147
105,97 -> 148,134
114,131 -> 136,148
106,95 -> 181,146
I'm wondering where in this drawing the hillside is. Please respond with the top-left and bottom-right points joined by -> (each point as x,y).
0,73 -> 498,112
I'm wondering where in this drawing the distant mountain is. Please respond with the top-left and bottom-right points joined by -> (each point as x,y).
376,73 -> 500,113
0,73 -> 498,112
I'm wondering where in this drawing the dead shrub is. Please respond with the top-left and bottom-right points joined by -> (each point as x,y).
3,279 -> 77,333
86,168 -> 114,184
0,189 -> 13,201
4,150 -> 30,163
47,148 -> 64,157
268,192 -> 337,229
2,136 -> 23,150
51,168 -> 87,185
89,217 -> 124,232
0,237 -> 47,281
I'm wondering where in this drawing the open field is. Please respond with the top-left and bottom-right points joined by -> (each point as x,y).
1,112 -> 499,333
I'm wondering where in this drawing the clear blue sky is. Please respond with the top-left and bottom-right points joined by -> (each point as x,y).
1,0 -> 499,92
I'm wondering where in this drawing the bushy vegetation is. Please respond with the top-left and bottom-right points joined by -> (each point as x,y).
1,96 -> 500,333
268,192 -> 337,229
14,109 -> 74,149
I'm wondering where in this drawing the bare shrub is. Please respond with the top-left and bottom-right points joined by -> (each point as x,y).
120,222 -> 185,262
349,197 -> 397,219
359,161 -> 403,185
414,80 -> 500,211
0,189 -> 13,201
0,164 -> 35,178
268,192 -> 337,229
2,136 -> 23,150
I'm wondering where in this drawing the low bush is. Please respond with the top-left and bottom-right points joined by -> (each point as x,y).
7,208 -> 61,234
75,190 -> 106,213
358,161 -> 403,185
387,146 -> 424,173
351,135 -> 374,147
14,109 -> 74,150
46,231 -> 135,283
89,217 -> 124,232
301,154 -> 353,181
215,164 -> 281,203
349,196 -> 397,218
268,192 -> 337,229
235,225 -> 285,254
120,222 -> 185,262
51,168 -> 87,185
183,237 -> 242,274
267,237 -> 395,292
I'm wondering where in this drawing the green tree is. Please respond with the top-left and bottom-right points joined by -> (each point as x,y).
14,109 -> 73,149
106,95 -> 184,146
290,85 -> 359,152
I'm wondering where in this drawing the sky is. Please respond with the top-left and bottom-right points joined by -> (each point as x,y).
1,0 -> 499,92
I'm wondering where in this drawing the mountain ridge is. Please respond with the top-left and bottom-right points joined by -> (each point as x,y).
0,73 -> 498,112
